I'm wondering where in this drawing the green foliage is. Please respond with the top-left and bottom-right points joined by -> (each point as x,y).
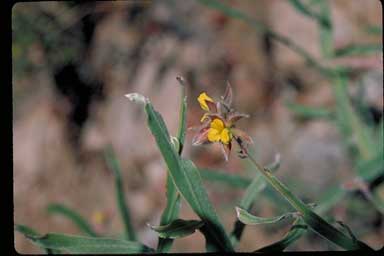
236,207 -> 296,225
245,154 -> 373,251
149,219 -> 204,239
144,101 -> 234,252
256,219 -> 308,252
104,146 -> 136,241
47,204 -> 98,237
157,78 -> 186,252
15,225 -> 153,254
334,44 -> 382,57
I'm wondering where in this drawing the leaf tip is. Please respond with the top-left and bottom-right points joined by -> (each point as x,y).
125,93 -> 148,105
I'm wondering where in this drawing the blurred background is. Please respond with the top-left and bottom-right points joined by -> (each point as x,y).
13,0 -> 383,253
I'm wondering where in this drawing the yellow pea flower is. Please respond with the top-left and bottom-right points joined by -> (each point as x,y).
207,119 -> 232,144
191,82 -> 251,161
197,92 -> 214,111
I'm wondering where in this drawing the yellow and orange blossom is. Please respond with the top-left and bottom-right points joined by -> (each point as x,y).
207,119 -> 232,144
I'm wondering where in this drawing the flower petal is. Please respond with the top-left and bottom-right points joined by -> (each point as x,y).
210,118 -> 224,131
192,127 -> 210,145
198,92 -> 214,111
207,128 -> 221,142
220,128 -> 231,144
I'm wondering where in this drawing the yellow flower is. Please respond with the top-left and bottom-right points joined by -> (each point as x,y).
207,119 -> 232,144
197,92 -> 214,111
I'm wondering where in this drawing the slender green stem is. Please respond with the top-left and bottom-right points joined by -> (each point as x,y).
332,73 -> 375,160
105,147 -> 136,241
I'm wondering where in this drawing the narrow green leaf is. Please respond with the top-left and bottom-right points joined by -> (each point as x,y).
333,73 -> 375,161
104,146 -> 136,241
288,0 -> 322,22
246,155 -> 373,251
334,44 -> 382,57
256,218 -> 308,252
143,101 -> 234,252
15,225 -> 60,254
15,224 -> 41,237
47,204 -> 98,237
286,102 -> 333,120
16,227 -> 154,254
236,207 -> 296,225
157,77 -> 187,252
150,219 -> 204,239
157,176 -> 181,252
318,0 -> 333,58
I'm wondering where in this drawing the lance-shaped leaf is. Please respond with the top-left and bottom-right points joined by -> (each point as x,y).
47,204 -> 98,237
15,225 -> 153,254
15,225 -> 61,254
149,219 -> 204,239
157,77 -> 186,252
236,207 -> 297,225
138,98 -> 233,252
